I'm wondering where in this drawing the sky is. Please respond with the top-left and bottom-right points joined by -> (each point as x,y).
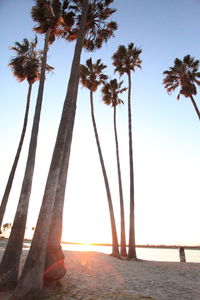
0,0 -> 200,246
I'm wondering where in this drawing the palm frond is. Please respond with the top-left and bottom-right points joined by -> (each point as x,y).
31,0 -> 63,42
63,0 -> 117,51
80,57 -> 108,92
9,36 -> 53,84
163,54 -> 200,100
112,43 -> 142,76
101,78 -> 126,107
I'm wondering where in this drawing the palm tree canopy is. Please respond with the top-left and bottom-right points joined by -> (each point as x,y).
31,0 -> 63,43
163,55 -> 200,100
80,57 -> 108,91
32,0 -> 117,49
61,0 -> 117,51
102,78 -> 127,107
112,43 -> 142,76
9,37 -> 53,84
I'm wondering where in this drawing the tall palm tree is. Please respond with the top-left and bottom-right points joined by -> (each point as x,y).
44,0 -> 118,282
0,37 -> 39,231
163,55 -> 200,120
80,59 -> 120,258
102,78 -> 127,257
0,0 -> 61,292
112,43 -> 142,260
10,1 -> 89,298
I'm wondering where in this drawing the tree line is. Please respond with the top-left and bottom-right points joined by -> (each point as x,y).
0,0 -> 199,299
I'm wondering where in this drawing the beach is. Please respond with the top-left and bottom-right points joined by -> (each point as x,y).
0,249 -> 200,299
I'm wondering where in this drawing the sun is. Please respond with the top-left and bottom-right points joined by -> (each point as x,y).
61,203 -> 112,245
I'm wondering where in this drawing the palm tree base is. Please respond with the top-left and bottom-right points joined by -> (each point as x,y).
120,255 -> 128,260
120,248 -> 127,257
44,245 -> 66,285
110,252 -> 120,259
128,252 -> 137,260
119,255 -> 128,261
127,257 -> 138,261
0,279 -> 17,292
9,288 -> 45,300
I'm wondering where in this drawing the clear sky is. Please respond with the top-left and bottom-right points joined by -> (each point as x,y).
0,0 -> 200,246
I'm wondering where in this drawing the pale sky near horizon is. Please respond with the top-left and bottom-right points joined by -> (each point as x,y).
0,0 -> 200,246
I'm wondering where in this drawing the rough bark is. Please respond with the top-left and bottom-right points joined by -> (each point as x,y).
0,83 -> 32,229
44,120 -> 73,283
127,72 -> 137,260
0,30 -> 50,292
113,106 -> 127,257
9,2 -> 89,298
190,95 -> 200,120
90,90 -> 119,258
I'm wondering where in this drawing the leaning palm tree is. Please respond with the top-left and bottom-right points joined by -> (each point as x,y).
44,0 -> 118,282
163,55 -> 200,120
112,43 -> 142,260
0,0 -> 60,292
10,1 -> 89,298
102,78 -> 127,257
80,59 -> 120,258
0,37 -> 53,231
0,38 -> 38,231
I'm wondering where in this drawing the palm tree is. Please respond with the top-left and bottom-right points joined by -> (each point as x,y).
102,78 -> 127,257
44,0 -> 118,282
0,39 -> 36,231
112,43 -> 142,260
163,55 -> 200,120
80,59 -> 120,258
10,1 -> 89,298
0,37 -> 52,232
0,0 -> 60,292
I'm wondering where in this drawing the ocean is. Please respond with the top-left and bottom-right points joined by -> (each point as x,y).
61,243 -> 200,263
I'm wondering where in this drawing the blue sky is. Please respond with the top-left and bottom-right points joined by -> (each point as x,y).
0,0 -> 200,245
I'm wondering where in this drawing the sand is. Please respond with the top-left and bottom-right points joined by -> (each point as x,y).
0,250 -> 200,299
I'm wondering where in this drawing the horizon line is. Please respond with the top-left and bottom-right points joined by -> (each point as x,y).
60,241 -> 200,249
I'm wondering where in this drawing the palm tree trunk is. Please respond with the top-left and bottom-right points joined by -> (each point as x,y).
113,106 -> 127,257
90,90 -> 119,258
0,83 -> 32,230
10,2 -> 89,298
0,30 -> 50,291
44,120 -> 73,283
127,72 -> 137,260
190,95 -> 200,120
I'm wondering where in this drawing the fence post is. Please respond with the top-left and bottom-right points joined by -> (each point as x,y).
179,247 -> 186,262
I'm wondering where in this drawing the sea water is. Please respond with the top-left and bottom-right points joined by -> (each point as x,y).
61,243 -> 200,263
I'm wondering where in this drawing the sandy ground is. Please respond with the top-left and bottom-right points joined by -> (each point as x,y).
0,250 -> 200,299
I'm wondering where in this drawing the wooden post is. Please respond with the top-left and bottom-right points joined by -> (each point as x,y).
179,247 -> 186,262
